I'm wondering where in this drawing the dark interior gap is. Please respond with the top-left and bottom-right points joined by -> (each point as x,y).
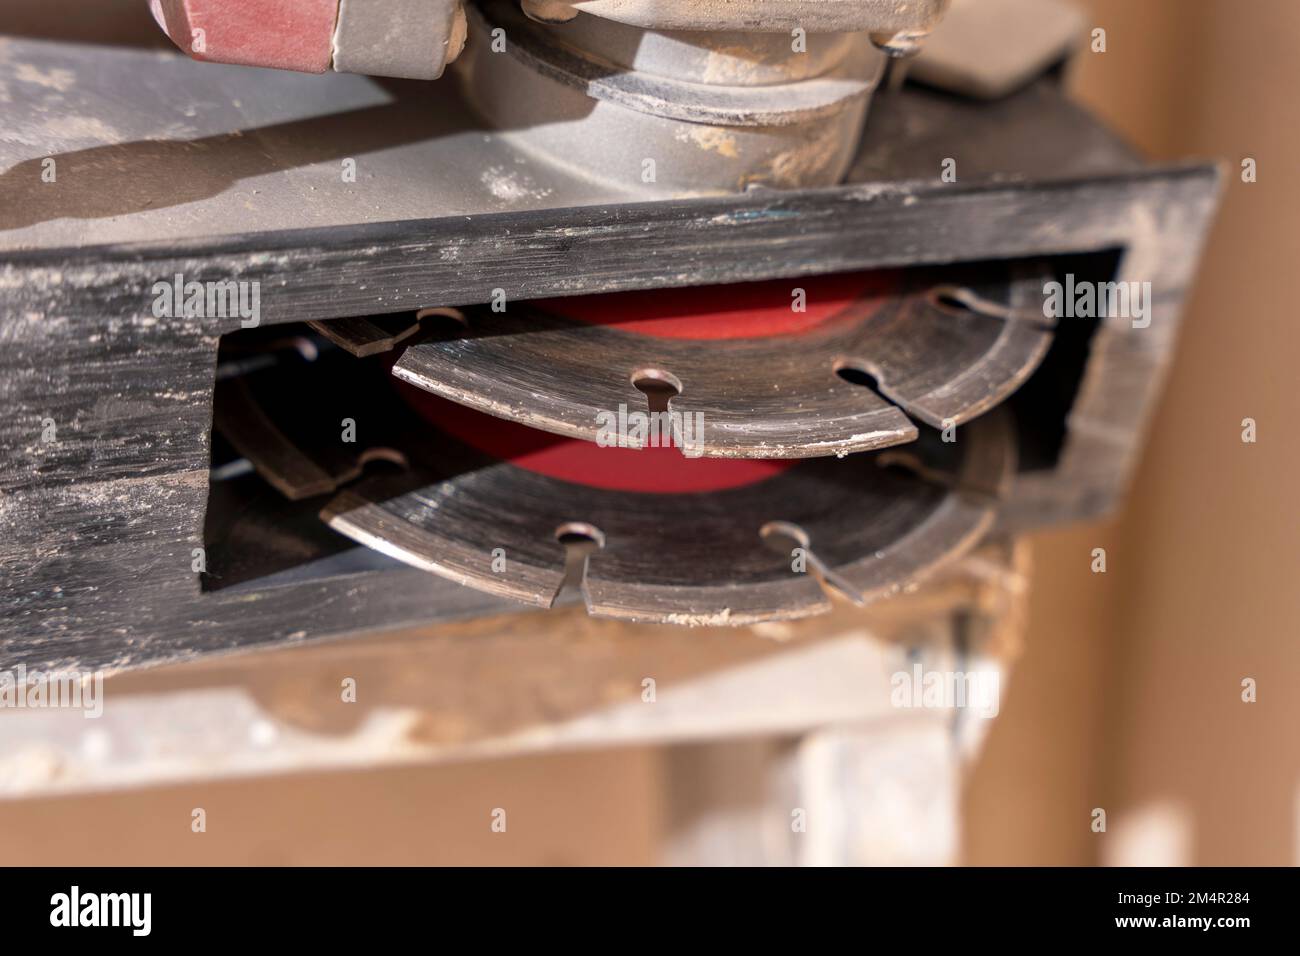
200,251 -> 1118,593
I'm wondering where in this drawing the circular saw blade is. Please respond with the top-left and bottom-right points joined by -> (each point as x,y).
213,343 -> 1015,626
393,264 -> 1052,459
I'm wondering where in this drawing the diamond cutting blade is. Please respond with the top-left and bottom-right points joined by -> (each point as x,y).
392,264 -> 1052,459
211,340 -> 1014,626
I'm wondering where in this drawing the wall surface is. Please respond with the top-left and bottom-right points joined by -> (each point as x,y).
965,0 -> 1300,866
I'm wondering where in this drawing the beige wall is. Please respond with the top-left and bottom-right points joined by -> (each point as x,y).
965,0 -> 1300,866
1,749 -> 664,866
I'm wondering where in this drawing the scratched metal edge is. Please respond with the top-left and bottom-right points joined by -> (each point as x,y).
1,163 -> 1217,270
